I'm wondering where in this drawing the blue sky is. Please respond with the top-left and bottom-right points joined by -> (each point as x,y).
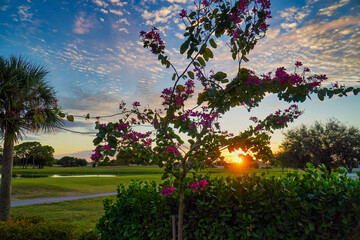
1,0 -> 359,160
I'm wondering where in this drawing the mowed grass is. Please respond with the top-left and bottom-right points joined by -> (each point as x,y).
11,196 -> 117,230
11,175 -> 163,201
11,165 -> 165,176
9,166 -> 294,200
8,166 -> 294,231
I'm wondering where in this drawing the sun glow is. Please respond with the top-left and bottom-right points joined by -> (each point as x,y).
233,157 -> 243,164
230,149 -> 247,164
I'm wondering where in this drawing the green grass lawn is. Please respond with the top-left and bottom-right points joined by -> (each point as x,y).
8,166 -> 294,200
7,166 -> 294,232
11,196 -> 116,231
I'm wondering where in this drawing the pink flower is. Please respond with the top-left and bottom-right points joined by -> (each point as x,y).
249,116 -> 258,122
96,116 -> 100,120
102,145 -> 111,151
304,67 -> 310,72
255,125 -> 264,131
143,138 -> 152,147
52,99 -> 58,103
166,146 -> 179,155
189,179 -> 208,192
179,9 -> 187,19
295,61 -> 303,67
175,97 -> 185,106
161,186 -> 175,197
133,101 -> 140,107
101,123 -> 106,129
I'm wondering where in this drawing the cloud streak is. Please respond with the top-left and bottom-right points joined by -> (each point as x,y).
73,12 -> 95,34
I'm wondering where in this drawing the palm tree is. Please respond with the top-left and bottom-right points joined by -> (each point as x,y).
0,56 -> 63,221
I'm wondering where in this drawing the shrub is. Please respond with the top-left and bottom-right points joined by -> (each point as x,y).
0,215 -> 99,240
97,165 -> 360,240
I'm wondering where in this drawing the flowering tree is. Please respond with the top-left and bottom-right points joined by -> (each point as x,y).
91,0 -> 359,238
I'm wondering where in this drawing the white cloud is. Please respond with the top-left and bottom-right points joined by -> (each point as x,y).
73,12 -> 94,34
92,0 -> 109,8
100,9 -> 108,14
109,9 -> 123,16
175,32 -> 184,39
118,27 -> 129,33
1,5 -> 9,11
117,18 -> 130,25
17,5 -> 33,22
166,0 -> 188,2
281,22 -> 298,30
109,0 -> 128,7
142,4 -> 182,25
100,17 -> 104,22
318,0 -> 350,17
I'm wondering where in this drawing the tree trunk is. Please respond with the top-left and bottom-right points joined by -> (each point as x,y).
172,215 -> 176,240
0,132 -> 15,221
177,183 -> 185,240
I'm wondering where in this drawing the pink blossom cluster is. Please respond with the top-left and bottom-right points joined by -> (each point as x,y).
332,82 -> 345,89
35,107 -> 44,112
102,145 -> 111,151
245,70 -> 261,85
116,123 -> 128,131
254,105 -> 302,131
132,101 -> 141,107
179,9 -> 187,19
139,27 -> 165,55
165,146 -> 180,155
160,80 -> 194,106
119,130 -> 152,144
143,138 -> 152,147
228,0 -> 271,39
161,186 -> 175,197
90,146 -> 102,161
172,108 -> 220,129
189,179 -> 208,192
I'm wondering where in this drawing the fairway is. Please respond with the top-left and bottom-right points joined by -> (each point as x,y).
8,166 -> 292,201
8,166 -> 293,232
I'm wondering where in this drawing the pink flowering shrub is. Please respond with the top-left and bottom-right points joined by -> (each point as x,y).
91,0 -> 360,238
189,179 -> 209,192
161,186 -> 176,198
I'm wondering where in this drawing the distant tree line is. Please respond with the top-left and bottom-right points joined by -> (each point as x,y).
10,142 -> 55,169
56,156 -> 87,167
273,119 -> 360,174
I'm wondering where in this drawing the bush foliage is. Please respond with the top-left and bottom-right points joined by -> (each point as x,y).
97,165 -> 360,240
0,215 -> 98,240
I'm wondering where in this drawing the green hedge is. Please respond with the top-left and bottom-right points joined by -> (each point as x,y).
97,165 -> 360,240
0,216 -> 98,240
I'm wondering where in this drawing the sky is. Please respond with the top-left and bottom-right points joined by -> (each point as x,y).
0,0 -> 359,161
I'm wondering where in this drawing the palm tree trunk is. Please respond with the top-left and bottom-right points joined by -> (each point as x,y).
0,132 -> 15,221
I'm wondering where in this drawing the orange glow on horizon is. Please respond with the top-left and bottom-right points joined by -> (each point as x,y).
232,157 -> 243,164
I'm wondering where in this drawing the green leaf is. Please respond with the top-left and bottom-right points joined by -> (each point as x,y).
197,56 -> 206,66
232,52 -> 237,60
317,92 -> 324,101
180,39 -> 190,54
58,112 -> 65,118
204,48 -> 213,58
172,73 -> 176,81
66,115 -> 74,122
93,137 -> 102,145
187,71 -> 195,79
309,223 -> 315,231
213,71 -> 227,81
209,38 -> 217,48
189,11 -> 196,18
